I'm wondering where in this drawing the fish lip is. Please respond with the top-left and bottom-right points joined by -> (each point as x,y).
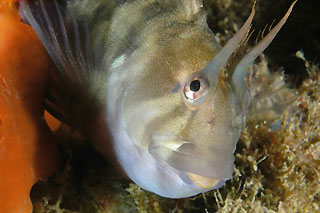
187,172 -> 220,189
149,134 -> 234,180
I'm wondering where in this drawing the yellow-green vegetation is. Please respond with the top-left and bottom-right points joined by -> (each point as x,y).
30,0 -> 320,212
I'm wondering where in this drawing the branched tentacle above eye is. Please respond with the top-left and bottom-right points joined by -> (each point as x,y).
232,0 -> 297,106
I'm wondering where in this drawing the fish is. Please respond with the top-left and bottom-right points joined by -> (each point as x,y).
19,0 -> 297,198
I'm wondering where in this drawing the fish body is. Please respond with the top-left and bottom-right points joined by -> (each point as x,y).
20,0 -> 296,198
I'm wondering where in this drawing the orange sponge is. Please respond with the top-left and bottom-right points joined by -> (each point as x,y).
0,2 -> 59,212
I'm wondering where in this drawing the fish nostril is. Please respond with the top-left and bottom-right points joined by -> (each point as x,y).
207,120 -> 214,126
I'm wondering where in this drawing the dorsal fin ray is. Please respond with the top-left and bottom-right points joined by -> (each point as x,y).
19,0 -> 106,124
19,0 -> 103,87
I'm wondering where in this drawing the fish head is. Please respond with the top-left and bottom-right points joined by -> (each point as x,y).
107,1 -> 296,198
111,20 -> 246,197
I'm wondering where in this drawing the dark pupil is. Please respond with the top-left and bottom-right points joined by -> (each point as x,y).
190,80 -> 201,92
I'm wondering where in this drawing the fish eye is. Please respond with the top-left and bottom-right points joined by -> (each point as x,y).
190,80 -> 200,92
184,74 -> 209,101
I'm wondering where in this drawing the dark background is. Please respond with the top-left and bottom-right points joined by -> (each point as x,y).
205,0 -> 320,85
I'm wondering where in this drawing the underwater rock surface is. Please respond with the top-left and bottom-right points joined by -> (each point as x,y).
21,0 -> 320,212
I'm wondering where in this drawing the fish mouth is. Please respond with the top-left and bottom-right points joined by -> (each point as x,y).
149,134 -> 234,188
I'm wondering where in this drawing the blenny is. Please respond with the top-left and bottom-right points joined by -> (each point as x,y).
19,0 -> 296,198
